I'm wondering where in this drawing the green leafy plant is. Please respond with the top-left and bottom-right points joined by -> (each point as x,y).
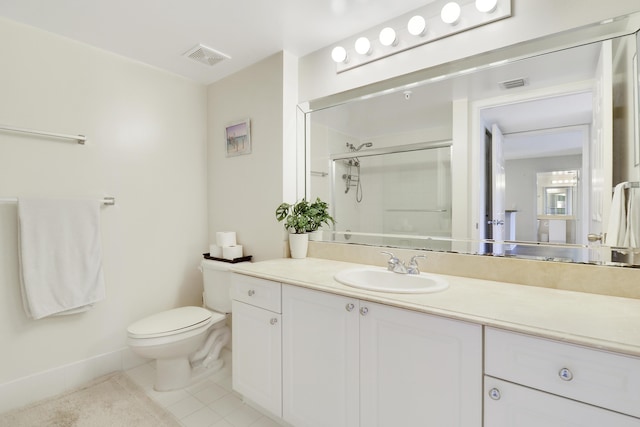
306,197 -> 335,232
276,197 -> 335,234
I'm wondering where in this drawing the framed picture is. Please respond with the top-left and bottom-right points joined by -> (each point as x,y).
225,118 -> 251,157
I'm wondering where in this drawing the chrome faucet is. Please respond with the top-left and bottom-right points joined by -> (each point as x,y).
381,252 -> 426,275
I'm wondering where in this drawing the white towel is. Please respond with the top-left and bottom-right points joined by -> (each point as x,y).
18,198 -> 106,319
625,188 -> 640,248
605,183 -> 627,247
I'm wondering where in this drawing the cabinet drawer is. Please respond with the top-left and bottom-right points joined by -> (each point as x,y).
484,376 -> 640,426
485,327 -> 640,418
231,273 -> 281,313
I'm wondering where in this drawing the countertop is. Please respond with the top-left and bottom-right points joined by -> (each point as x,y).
231,257 -> 640,358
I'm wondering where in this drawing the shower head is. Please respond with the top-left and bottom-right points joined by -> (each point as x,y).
347,142 -> 373,152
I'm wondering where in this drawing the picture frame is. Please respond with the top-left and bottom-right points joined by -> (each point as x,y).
225,118 -> 251,157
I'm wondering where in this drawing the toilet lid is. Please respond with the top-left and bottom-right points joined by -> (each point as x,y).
127,306 -> 213,338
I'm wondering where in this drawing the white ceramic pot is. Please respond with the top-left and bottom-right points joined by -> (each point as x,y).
289,233 -> 309,259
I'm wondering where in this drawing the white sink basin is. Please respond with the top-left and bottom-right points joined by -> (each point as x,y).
334,267 -> 449,294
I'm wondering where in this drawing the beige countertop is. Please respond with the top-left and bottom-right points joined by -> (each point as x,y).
231,257 -> 640,358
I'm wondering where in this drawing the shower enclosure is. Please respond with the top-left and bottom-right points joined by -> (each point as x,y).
324,141 -> 453,249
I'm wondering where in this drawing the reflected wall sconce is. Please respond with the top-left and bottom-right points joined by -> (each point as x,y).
331,0 -> 511,72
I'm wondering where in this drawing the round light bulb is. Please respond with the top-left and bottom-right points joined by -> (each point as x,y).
331,46 -> 348,63
379,27 -> 397,47
354,37 -> 372,55
407,15 -> 426,36
475,0 -> 498,13
441,2 -> 461,25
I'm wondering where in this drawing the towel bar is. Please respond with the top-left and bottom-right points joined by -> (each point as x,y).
0,197 -> 115,205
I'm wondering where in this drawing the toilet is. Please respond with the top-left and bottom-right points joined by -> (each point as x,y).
127,259 -> 241,391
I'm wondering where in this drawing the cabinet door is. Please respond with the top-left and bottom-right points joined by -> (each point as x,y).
282,285 -> 359,427
231,300 -> 282,417
485,377 -> 640,426
360,302 -> 482,427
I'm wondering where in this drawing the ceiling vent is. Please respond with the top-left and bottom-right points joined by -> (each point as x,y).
499,78 -> 528,90
183,44 -> 230,67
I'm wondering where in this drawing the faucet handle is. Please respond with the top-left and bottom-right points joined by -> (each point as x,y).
381,251 -> 399,271
407,255 -> 426,274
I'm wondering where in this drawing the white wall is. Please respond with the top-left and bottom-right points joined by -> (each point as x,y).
299,0 -> 640,102
0,16 -> 208,403
207,52 -> 298,261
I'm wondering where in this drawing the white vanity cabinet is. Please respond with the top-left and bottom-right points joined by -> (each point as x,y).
484,327 -> 640,426
282,284 -> 482,427
230,274 -> 282,417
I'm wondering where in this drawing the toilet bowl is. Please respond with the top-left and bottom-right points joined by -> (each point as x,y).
127,259 -> 242,391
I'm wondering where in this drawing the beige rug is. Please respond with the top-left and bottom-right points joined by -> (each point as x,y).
0,372 -> 181,427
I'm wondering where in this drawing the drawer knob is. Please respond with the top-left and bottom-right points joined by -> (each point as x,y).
270,318 -> 278,325
559,368 -> 573,381
345,303 -> 355,312
360,306 -> 369,316
248,290 -> 255,297
488,388 -> 501,400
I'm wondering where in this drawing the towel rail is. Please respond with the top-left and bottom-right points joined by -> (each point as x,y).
0,197 -> 115,205
623,182 -> 640,189
0,124 -> 86,144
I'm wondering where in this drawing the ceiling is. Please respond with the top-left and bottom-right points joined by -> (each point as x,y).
0,0 -> 434,85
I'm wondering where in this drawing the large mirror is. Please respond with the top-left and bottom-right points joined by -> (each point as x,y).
304,11 -> 640,266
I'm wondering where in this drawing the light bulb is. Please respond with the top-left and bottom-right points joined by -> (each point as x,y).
407,15 -> 426,36
355,37 -> 372,55
441,2 -> 461,25
331,46 -> 348,63
475,0 -> 498,13
379,27 -> 397,47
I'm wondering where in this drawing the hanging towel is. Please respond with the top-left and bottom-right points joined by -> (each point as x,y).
18,198 -> 106,320
605,183 -> 627,247
625,187 -> 640,248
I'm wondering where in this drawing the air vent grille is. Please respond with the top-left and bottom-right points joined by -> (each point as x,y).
183,44 -> 230,67
499,78 -> 528,90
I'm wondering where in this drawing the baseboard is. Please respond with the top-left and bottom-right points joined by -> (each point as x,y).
0,347 -> 148,413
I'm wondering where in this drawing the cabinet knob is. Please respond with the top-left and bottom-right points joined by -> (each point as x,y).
270,318 -> 278,325
488,388 -> 501,400
248,290 -> 255,296
559,367 -> 573,381
345,303 -> 355,312
360,306 -> 369,316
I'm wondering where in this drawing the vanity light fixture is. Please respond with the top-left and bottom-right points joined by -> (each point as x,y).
330,0 -> 511,73
475,0 -> 498,13
379,27 -> 398,47
441,2 -> 461,25
408,15 -> 427,36
355,37 -> 372,55
331,46 -> 348,63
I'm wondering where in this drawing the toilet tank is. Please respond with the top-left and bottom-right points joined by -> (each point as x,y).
200,259 -> 247,313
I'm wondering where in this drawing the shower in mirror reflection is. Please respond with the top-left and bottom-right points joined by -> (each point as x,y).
343,142 -> 373,202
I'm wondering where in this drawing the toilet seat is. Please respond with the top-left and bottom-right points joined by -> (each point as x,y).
127,306 -> 222,339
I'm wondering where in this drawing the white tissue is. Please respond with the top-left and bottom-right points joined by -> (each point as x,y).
223,245 -> 243,260
209,244 -> 223,258
216,231 -> 237,247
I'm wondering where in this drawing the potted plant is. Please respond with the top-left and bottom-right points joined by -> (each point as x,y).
276,198 -> 334,258
306,197 -> 335,241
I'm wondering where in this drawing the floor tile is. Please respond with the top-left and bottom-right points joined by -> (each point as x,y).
168,395 -> 205,419
193,383 -> 229,405
224,404 -> 262,427
180,406 -> 222,427
207,393 -> 243,417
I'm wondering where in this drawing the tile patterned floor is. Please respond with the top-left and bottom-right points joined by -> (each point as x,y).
125,351 -> 282,427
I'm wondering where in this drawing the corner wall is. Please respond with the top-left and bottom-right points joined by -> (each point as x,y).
207,52 -> 299,261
